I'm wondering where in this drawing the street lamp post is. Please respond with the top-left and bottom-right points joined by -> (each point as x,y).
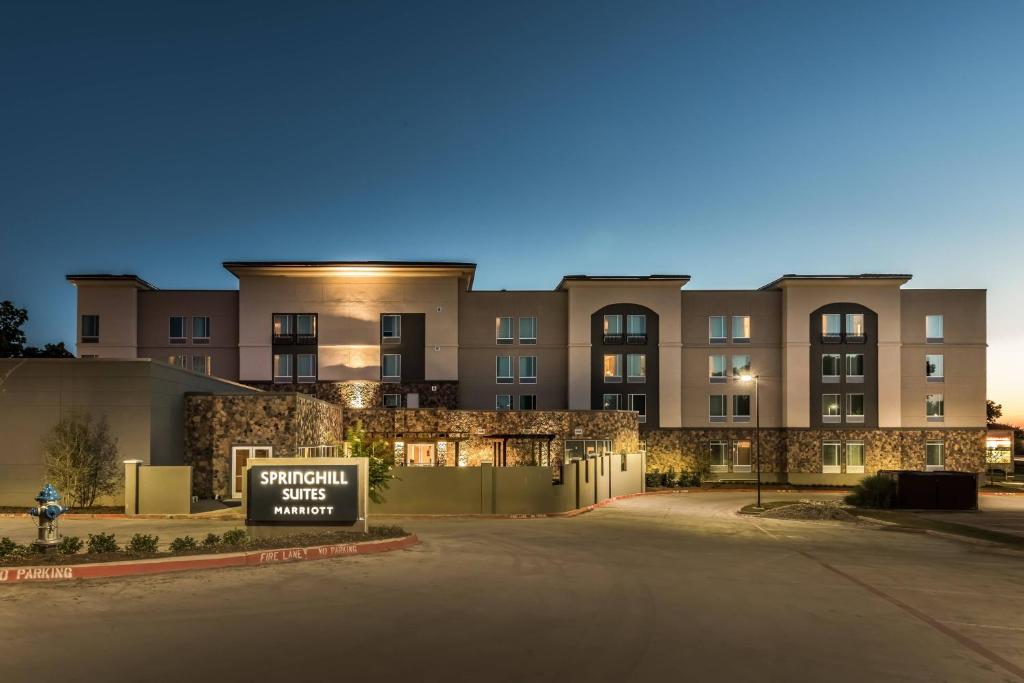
740,374 -> 761,509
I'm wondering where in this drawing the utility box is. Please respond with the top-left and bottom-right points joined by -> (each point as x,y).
879,470 -> 978,510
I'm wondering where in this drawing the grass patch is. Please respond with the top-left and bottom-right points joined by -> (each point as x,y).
853,510 -> 1024,549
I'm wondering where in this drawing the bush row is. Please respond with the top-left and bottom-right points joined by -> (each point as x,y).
0,529 -> 251,559
645,468 -> 701,489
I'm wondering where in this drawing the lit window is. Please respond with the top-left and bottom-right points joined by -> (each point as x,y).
846,442 -> 865,473
604,315 -> 623,342
496,394 -> 512,410
496,317 -> 514,344
733,440 -> 752,471
845,314 -> 865,341
709,316 -> 726,343
846,394 -> 864,422
191,354 -> 212,376
297,354 -> 317,383
602,394 -> 621,410
603,354 -> 622,382
496,355 -> 513,383
627,354 -> 646,382
926,315 -> 944,343
626,315 -> 646,343
822,442 -> 841,473
81,315 -> 100,343
519,394 -> 537,410
926,354 -> 944,381
822,354 -> 841,382
732,316 -> 750,342
926,394 -> 944,420
732,354 -> 751,378
821,314 -> 841,341
709,441 -> 729,471
382,393 -> 401,408
709,355 -> 727,382
192,316 -> 210,342
382,314 -> 401,342
519,317 -> 537,344
822,394 -> 841,421
926,441 -> 945,470
733,395 -> 751,420
273,354 -> 293,383
846,354 -> 864,381
168,354 -> 186,367
296,314 -> 317,338
709,395 -> 727,421
518,356 -> 537,383
273,314 -> 293,337
628,394 -> 646,423
382,354 -> 401,381
169,316 -> 187,343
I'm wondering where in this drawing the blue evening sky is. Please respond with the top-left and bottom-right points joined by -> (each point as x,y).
1,1 -> 1022,419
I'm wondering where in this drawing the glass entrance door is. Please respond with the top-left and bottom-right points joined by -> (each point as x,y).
231,446 -> 272,498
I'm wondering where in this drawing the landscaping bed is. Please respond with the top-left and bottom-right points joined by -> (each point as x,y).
739,499 -> 857,522
0,525 -> 408,567
0,505 -> 124,515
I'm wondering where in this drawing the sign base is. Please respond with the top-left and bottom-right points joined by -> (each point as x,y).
246,519 -> 368,538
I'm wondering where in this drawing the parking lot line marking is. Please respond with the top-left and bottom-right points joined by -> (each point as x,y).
941,621 -> 1024,633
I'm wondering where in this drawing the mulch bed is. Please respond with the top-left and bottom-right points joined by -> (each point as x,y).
0,525 -> 407,567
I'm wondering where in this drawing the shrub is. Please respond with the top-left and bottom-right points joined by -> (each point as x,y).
644,471 -> 662,488
87,532 -> 119,554
845,474 -> 897,509
221,529 -> 248,546
58,536 -> 83,555
660,467 -> 678,488
343,421 -> 396,503
127,534 -> 160,554
169,536 -> 198,553
202,533 -> 222,548
42,413 -> 120,508
677,471 -> 701,488
0,537 -> 16,558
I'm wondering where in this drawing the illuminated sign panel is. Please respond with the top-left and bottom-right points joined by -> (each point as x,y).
247,465 -> 360,525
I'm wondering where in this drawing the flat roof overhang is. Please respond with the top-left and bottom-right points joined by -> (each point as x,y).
66,274 -> 158,290
223,260 -> 477,288
759,273 -> 912,290
556,274 -> 690,290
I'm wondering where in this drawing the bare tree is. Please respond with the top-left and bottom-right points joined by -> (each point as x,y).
42,414 -> 120,508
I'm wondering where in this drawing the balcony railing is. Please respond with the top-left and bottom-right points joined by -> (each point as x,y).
626,334 -> 647,344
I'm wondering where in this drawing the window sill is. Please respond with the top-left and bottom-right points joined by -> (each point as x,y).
519,378 -> 537,384
297,377 -> 317,384
192,338 -> 209,344
519,339 -> 537,345
822,376 -> 840,384
846,416 -> 865,423
709,416 -> 726,423
733,416 -> 751,422
604,377 -> 622,384
496,378 -> 514,384
927,416 -> 945,422
709,338 -> 726,345
927,377 -> 944,383
847,466 -> 865,474
626,335 -> 647,345
823,416 -> 841,423
822,466 -> 842,474
732,338 -> 750,344
710,465 -> 730,472
382,376 -> 402,383
273,378 -> 292,384
603,335 -> 624,345
80,338 -> 98,344
847,376 -> 864,383
926,338 -> 944,344
627,377 -> 646,384
497,339 -> 514,345
710,377 -> 728,384
381,337 -> 401,344
733,465 -> 752,473
925,465 -> 945,471
169,338 -> 187,345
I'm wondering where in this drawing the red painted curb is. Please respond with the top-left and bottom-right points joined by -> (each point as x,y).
0,534 -> 419,584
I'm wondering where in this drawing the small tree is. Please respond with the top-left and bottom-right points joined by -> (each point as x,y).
987,400 -> 1003,425
0,300 -> 28,358
343,420 -> 395,503
42,414 -> 121,508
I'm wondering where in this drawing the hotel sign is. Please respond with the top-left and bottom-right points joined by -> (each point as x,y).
246,463 -> 362,526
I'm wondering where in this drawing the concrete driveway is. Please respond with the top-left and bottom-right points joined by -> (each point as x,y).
1,491 -> 1023,682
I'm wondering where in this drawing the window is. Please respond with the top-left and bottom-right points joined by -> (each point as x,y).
496,394 -> 512,410
926,315 -> 944,343
732,354 -> 751,378
519,317 -> 537,344
168,354 -> 187,367
519,394 -> 537,410
518,356 -> 537,383
822,354 -> 841,382
626,315 -> 646,343
382,354 -> 401,381
846,354 -> 864,382
603,315 -> 623,343
297,354 -> 317,383
273,314 -> 293,339
846,442 -> 865,474
81,315 -> 99,343
496,355 -> 513,383
846,394 -> 864,423
603,354 -> 622,382
496,317 -> 514,344
822,394 -> 841,422
382,393 -> 401,408
273,354 -> 293,383
709,316 -> 726,343
709,354 -> 727,383
296,314 -> 317,339
926,441 -> 945,471
709,441 -> 729,471
845,313 -> 865,342
192,316 -> 210,342
169,316 -> 187,343
822,442 -> 841,473
821,314 -> 841,342
926,394 -> 944,421
628,394 -> 647,423
733,440 -> 752,472
627,354 -> 646,382
381,315 -> 401,342
926,354 -> 944,382
709,395 -> 727,421
191,354 -> 211,375
602,394 -> 621,410
733,395 -> 751,420
732,316 -> 750,342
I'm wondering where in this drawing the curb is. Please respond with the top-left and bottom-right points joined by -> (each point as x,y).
0,534 -> 419,584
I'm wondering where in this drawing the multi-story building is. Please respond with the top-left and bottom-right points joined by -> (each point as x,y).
68,262 -> 987,483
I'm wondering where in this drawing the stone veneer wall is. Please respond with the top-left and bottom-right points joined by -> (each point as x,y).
645,427 -> 986,479
245,380 -> 458,409
185,393 -> 343,498
350,408 -> 640,467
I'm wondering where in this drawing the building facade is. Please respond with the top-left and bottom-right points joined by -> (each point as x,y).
68,263 -> 987,483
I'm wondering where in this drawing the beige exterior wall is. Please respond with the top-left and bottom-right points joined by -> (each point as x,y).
563,281 -> 685,428
680,291 -> 783,427
900,289 -> 986,427
137,290 -> 239,381
72,281 -> 140,358
236,272 -> 465,382
778,280 -> 905,428
458,290 -> 568,409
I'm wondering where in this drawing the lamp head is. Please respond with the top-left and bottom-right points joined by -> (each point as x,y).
740,374 -> 754,383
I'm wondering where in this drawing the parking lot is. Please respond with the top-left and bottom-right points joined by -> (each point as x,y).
2,491 -> 1023,682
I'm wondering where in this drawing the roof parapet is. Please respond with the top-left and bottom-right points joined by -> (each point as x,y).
759,273 -> 912,290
